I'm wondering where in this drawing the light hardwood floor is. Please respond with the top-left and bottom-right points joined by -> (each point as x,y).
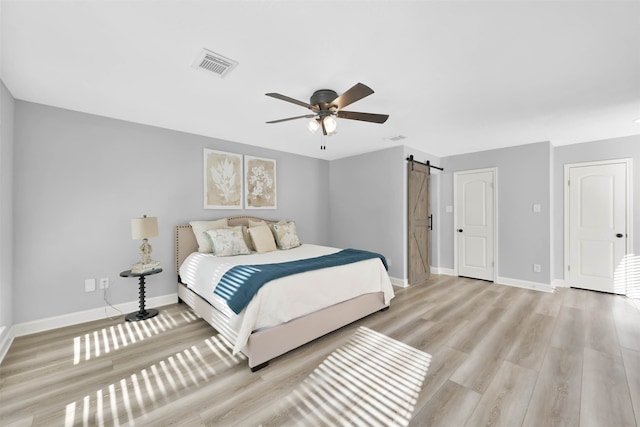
1,275 -> 639,426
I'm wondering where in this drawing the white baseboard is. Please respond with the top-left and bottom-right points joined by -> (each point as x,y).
12,293 -> 178,337
391,268 -> 455,286
431,267 -> 455,276
552,279 -> 568,288
390,277 -> 409,288
0,326 -> 15,364
496,276 -> 554,293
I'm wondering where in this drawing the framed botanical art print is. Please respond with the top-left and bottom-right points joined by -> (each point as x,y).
244,156 -> 277,209
203,149 -> 243,209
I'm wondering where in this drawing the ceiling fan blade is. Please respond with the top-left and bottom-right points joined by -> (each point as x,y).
265,93 -> 318,112
331,83 -> 375,110
337,110 -> 389,124
266,114 -> 316,124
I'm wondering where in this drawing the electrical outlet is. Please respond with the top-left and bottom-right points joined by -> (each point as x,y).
533,264 -> 541,273
387,258 -> 392,267
99,278 -> 109,289
85,278 -> 96,292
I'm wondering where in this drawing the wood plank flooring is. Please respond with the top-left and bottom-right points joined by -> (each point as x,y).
1,275 -> 639,426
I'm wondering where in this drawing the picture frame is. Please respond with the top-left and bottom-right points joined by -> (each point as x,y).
203,149 -> 243,209
244,156 -> 277,209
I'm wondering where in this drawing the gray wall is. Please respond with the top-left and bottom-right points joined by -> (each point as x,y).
329,146 -> 406,279
439,141 -> 552,284
7,98 -> 639,327
329,145 -> 440,281
0,80 -> 14,342
552,135 -> 640,281
12,101 -> 330,323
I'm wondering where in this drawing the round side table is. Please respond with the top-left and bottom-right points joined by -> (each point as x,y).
120,268 -> 162,321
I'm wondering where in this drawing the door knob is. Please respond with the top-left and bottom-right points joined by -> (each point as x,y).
616,233 -> 624,238
458,229 -> 463,233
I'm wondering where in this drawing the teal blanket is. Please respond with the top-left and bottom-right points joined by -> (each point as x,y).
214,248 -> 388,314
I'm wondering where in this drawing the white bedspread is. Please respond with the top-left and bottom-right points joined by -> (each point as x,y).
179,244 -> 394,354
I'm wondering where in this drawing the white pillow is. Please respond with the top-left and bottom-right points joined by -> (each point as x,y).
190,218 -> 228,253
271,221 -> 301,250
206,226 -> 250,257
248,225 -> 277,253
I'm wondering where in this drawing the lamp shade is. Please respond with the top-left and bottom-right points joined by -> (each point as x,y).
131,216 -> 158,240
307,119 -> 320,133
323,116 -> 337,133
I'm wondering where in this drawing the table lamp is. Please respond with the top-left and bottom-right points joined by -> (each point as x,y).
131,215 -> 161,273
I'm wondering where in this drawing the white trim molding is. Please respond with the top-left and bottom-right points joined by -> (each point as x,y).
390,277 -> 409,287
496,276 -> 554,293
12,293 -> 178,337
0,326 -> 15,364
431,267 -> 455,276
552,278 -> 568,288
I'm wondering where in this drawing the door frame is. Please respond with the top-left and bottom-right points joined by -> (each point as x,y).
453,167 -> 498,282
563,158 -> 633,289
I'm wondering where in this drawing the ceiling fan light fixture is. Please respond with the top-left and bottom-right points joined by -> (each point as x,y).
308,119 -> 320,133
323,116 -> 337,134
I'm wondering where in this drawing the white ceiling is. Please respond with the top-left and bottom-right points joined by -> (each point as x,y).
2,0 -> 639,160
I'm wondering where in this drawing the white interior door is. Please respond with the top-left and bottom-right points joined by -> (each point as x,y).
567,161 -> 629,294
455,169 -> 495,281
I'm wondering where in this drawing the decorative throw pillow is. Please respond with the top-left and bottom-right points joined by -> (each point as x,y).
239,225 -> 255,251
248,224 -> 277,253
248,219 -> 267,228
190,218 -> 228,253
271,221 -> 301,250
206,226 -> 250,257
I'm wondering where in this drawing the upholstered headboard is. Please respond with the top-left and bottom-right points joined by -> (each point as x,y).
175,216 -> 276,274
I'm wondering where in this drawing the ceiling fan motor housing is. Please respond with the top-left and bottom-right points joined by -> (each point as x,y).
310,89 -> 339,113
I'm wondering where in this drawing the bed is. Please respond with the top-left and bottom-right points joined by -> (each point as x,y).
175,216 -> 394,371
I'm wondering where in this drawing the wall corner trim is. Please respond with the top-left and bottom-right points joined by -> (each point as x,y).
552,278 -> 568,288
0,327 -> 16,364
390,277 -> 409,287
431,267 -> 455,276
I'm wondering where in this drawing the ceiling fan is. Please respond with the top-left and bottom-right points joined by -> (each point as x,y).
265,83 -> 389,136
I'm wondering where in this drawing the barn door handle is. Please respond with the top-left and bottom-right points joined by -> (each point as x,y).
458,229 -> 463,233
616,233 -> 624,238
429,214 -> 433,230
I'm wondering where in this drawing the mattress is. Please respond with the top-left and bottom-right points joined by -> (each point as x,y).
178,244 -> 394,353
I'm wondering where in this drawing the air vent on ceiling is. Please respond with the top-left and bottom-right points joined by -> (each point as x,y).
192,49 -> 238,78
386,135 -> 407,142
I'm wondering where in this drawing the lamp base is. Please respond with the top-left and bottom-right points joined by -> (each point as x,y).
131,261 -> 161,274
126,308 -> 158,322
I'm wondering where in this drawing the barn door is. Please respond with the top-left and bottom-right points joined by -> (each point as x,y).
408,161 -> 431,284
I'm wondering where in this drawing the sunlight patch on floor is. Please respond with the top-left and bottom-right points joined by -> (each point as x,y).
72,310 -> 199,365
285,326 -> 431,427
64,334 -> 243,426
615,253 -> 640,301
